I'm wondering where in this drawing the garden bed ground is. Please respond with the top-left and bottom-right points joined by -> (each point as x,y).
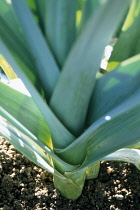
0,136 -> 140,210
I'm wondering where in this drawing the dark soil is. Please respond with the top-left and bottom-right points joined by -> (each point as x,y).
0,136 -> 140,210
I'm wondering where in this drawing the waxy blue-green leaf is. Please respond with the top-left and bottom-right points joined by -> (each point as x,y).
11,0 -> 60,99
108,0 -> 140,71
0,0 -> 33,69
0,0 -> 39,87
85,161 -> 100,179
103,148 -> 140,170
50,0 -> 129,136
54,168 -> 86,200
45,0 -> 77,67
0,81 -> 52,147
0,41 -> 74,149
78,0 -> 101,33
56,89 -> 140,166
0,117 -> 68,178
0,108 -> 77,173
87,55 -> 140,125
34,0 -> 46,33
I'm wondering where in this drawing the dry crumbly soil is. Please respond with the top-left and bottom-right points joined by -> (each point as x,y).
0,136 -> 140,210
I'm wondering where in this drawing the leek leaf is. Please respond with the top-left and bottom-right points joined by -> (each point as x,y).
0,118 -> 65,178
103,148 -> 140,170
108,0 -> 140,70
0,42 -> 74,148
11,0 -> 60,98
87,55 -> 140,124
0,0 -> 33,69
45,0 -> 77,67
0,0 -> 42,90
0,81 -> 51,147
57,90 -> 140,167
50,0 -> 129,136
34,0 -> 46,33
78,0 -> 101,33
0,108 -> 77,172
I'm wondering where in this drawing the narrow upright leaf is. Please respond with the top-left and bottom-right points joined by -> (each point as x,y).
0,81 -> 52,147
87,55 -> 140,125
78,0 -> 101,33
0,116 -> 75,177
108,0 -> 140,70
45,0 -> 77,67
11,0 -> 60,99
0,0 -> 42,91
34,0 -> 46,33
50,0 -> 129,136
56,89 -> 140,166
0,41 -> 74,149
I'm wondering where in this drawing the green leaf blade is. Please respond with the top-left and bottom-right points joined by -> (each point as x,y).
0,81 -> 52,147
103,148 -> 140,170
50,0 -> 129,136
0,118 -> 63,177
0,109 -> 77,172
45,0 -> 77,67
0,43 -> 74,149
0,0 -> 35,72
0,0 -> 44,91
87,55 -> 140,125
108,0 -> 140,70
78,0 -> 101,33
57,89 -> 140,166
11,0 -> 60,98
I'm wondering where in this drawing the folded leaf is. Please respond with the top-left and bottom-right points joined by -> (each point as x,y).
50,0 -> 129,136
0,81 -> 52,147
57,89 -> 140,167
11,0 -> 60,98
103,148 -> 140,170
87,54 -> 140,125
45,0 -> 77,67
0,42 -> 74,149
78,0 -> 101,33
34,0 -> 46,33
54,168 -> 86,200
0,0 -> 34,70
108,0 -> 140,70
0,117 -> 64,178
0,109 -> 77,173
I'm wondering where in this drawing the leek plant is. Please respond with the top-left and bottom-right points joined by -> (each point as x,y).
0,0 -> 140,200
